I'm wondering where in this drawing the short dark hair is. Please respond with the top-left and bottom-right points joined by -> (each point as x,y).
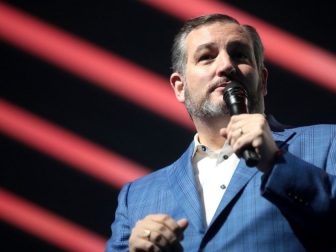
171,14 -> 265,75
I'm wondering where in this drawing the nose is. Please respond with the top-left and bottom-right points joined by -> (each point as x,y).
216,52 -> 236,77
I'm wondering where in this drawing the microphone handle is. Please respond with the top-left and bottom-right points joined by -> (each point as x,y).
228,104 -> 260,167
223,84 -> 260,167
242,147 -> 259,167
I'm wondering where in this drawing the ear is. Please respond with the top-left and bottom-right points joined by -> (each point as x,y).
170,72 -> 186,103
260,67 -> 268,96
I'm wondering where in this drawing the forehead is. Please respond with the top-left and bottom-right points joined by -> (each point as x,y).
185,22 -> 252,52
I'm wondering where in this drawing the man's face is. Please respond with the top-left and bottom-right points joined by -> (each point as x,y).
180,22 -> 267,119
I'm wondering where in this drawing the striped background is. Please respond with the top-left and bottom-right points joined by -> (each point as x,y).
0,0 -> 335,251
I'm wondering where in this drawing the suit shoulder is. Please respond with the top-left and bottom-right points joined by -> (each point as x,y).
290,124 -> 336,136
119,142 -> 193,199
125,163 -> 173,191
126,142 -> 194,189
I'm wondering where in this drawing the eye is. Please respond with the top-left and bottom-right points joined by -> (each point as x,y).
198,53 -> 215,62
232,51 -> 249,60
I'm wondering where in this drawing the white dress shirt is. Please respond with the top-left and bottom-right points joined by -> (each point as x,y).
192,134 -> 240,226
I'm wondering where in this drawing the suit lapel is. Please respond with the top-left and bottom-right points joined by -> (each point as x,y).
167,143 -> 206,233
208,160 -> 258,228
166,128 -> 297,236
208,128 -> 298,228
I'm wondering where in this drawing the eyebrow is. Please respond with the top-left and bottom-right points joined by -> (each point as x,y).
227,40 -> 251,50
194,39 -> 251,55
194,42 -> 217,54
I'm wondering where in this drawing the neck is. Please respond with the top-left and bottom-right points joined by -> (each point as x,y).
192,115 -> 230,150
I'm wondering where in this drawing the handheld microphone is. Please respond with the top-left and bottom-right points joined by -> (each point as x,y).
223,83 -> 259,167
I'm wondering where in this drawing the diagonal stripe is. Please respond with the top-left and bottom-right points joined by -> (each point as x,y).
0,188 -> 106,252
142,0 -> 336,92
0,2 -> 194,130
0,99 -> 150,188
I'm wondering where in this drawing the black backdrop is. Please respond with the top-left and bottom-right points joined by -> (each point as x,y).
1,1 -> 335,251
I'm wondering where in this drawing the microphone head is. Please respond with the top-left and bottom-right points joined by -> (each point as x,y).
223,83 -> 249,115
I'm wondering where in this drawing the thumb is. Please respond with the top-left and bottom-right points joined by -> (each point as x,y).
177,218 -> 188,229
176,218 -> 188,240
219,128 -> 228,138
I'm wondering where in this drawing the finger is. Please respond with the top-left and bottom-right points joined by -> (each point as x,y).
176,218 -> 188,240
227,114 -> 266,143
231,131 -> 257,154
138,221 -> 185,251
228,114 -> 245,124
231,127 -> 246,144
136,228 -> 151,240
227,124 -> 248,147
219,127 -> 228,138
227,116 -> 247,132
147,220 -> 180,244
148,214 -> 183,236
147,230 -> 171,251
177,218 -> 188,229
129,237 -> 161,252
228,114 -> 264,130
138,214 -> 188,247
131,225 -> 170,252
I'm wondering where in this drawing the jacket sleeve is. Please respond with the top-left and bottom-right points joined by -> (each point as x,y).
260,135 -> 336,245
106,182 -> 132,252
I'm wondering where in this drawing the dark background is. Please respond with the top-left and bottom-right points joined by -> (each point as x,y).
0,0 -> 335,251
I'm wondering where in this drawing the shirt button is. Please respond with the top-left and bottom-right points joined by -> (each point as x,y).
220,184 -> 226,189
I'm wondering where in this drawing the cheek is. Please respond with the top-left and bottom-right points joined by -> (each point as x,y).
186,63 -> 213,81
240,68 -> 260,91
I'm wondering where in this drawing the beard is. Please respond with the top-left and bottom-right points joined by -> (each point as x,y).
183,80 -> 264,119
184,84 -> 229,119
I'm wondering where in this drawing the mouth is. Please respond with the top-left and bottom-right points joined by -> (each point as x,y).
208,81 -> 231,93
213,84 -> 226,91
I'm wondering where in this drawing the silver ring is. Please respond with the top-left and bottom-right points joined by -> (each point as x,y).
143,229 -> 151,240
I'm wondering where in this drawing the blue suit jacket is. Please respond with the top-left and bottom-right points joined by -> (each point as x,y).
106,124 -> 336,251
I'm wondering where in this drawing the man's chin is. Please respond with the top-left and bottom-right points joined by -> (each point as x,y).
201,104 -> 229,118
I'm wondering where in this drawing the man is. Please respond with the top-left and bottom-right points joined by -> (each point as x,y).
106,14 -> 336,251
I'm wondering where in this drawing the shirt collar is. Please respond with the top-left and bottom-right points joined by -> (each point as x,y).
192,133 -> 234,163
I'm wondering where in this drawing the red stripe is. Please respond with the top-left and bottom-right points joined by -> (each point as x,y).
142,0 -> 336,92
0,99 -> 150,188
0,188 -> 106,252
0,2 -> 193,130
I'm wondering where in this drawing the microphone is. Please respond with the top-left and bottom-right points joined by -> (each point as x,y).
223,83 -> 260,167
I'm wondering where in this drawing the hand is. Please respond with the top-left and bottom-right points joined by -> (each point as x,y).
129,214 -> 188,252
220,114 -> 279,173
